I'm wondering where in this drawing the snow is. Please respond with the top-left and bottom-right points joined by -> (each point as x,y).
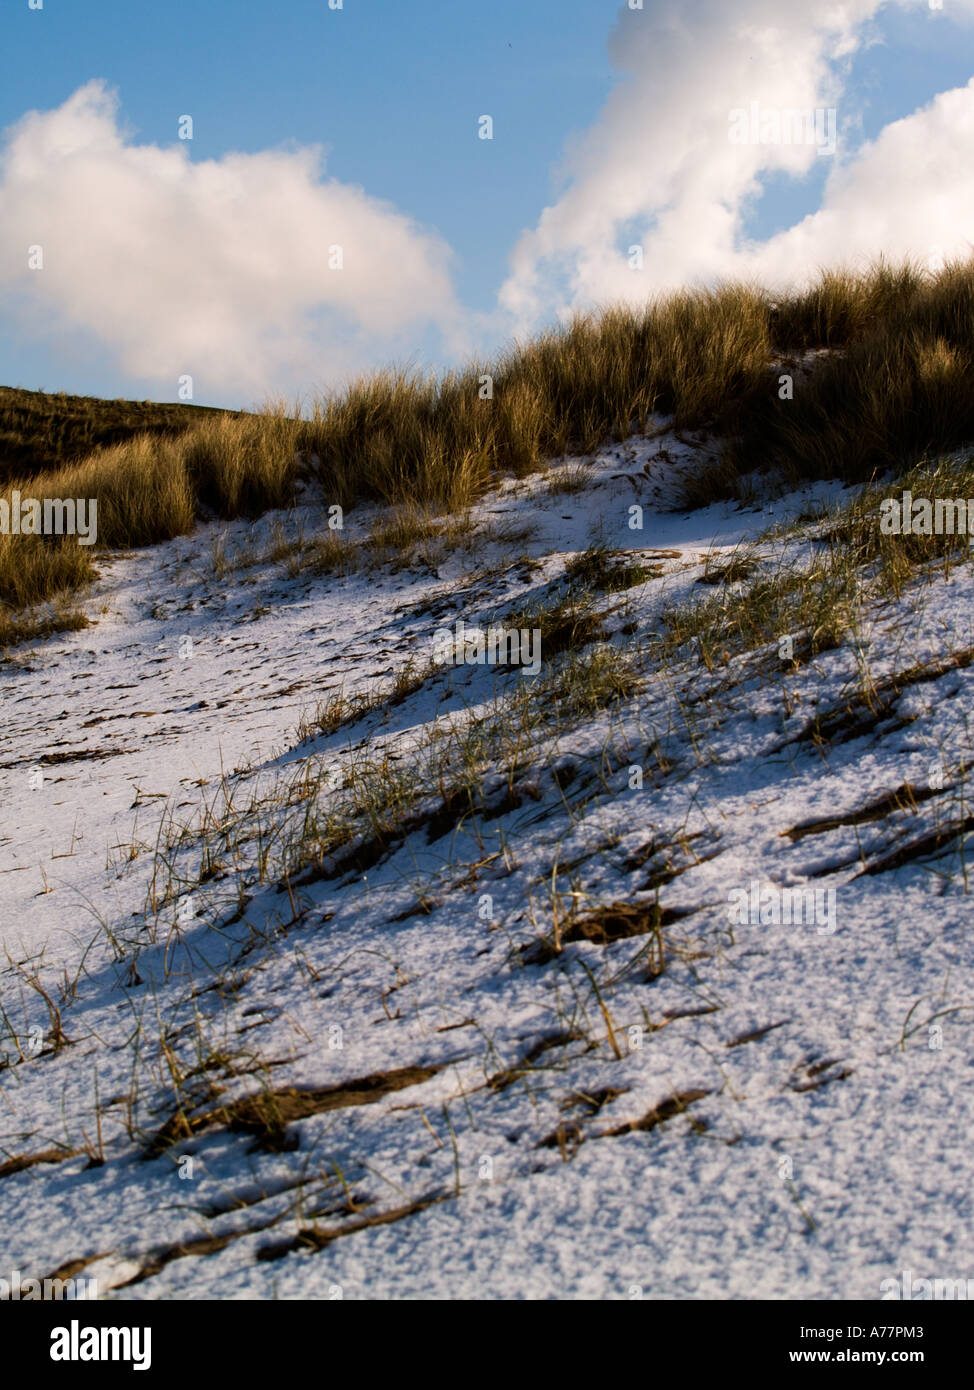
1,425 -> 972,1300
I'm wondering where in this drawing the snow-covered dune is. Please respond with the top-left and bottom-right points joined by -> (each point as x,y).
2,429 -> 972,1300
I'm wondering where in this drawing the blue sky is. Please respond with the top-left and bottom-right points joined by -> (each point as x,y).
1,0 -> 972,407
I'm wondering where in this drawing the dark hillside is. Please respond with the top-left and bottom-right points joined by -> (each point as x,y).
0,385 -> 243,484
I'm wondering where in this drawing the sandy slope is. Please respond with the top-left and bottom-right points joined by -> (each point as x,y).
1,430 -> 972,1300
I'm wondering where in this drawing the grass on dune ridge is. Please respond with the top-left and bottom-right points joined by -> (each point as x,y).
0,385 -> 239,487
2,256 -> 974,640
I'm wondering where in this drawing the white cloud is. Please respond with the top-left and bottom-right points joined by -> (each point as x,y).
499,0 -> 974,325
0,81 -> 464,399
739,78 -> 974,283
